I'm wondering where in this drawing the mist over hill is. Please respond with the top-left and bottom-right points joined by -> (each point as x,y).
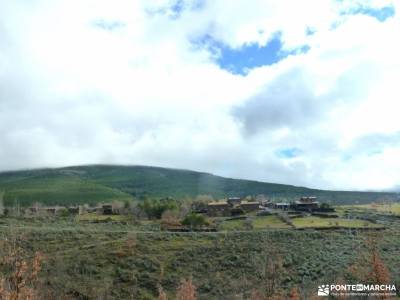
0,164 -> 397,206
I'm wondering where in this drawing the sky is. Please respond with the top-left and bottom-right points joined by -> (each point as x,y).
0,0 -> 400,191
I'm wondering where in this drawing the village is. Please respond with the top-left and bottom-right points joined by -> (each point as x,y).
0,194 -> 399,299
2,195 -> 389,233
11,195 -> 328,218
205,196 -> 331,216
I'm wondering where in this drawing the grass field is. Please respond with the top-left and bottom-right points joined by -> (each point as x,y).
252,215 -> 291,229
77,213 -> 132,222
219,215 -> 290,231
0,215 -> 399,299
291,216 -> 383,229
0,175 -> 133,206
339,203 -> 400,216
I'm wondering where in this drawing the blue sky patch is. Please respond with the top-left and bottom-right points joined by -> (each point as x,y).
93,19 -> 125,31
345,5 -> 395,22
193,33 -> 309,75
148,0 -> 205,19
276,148 -> 302,159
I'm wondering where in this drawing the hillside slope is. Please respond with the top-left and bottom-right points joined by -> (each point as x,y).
0,164 -> 397,206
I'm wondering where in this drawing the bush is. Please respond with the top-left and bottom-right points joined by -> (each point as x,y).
181,214 -> 209,228
138,198 -> 178,219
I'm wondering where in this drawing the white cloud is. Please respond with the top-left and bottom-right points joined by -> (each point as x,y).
0,0 -> 399,190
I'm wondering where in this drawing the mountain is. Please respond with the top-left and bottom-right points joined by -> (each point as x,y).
0,164 -> 397,206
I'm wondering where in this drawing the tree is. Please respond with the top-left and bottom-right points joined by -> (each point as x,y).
138,198 -> 178,219
348,234 -> 391,299
161,210 -> 180,226
250,289 -> 264,300
158,285 -> 168,300
112,200 -> 125,214
0,191 -> 4,216
0,233 -> 44,299
181,213 -> 209,228
369,245 -> 390,285
320,203 -> 331,210
289,287 -> 300,300
176,277 -> 196,300
191,195 -> 213,212
252,241 -> 284,298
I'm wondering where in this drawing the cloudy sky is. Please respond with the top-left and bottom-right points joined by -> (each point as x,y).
0,0 -> 399,191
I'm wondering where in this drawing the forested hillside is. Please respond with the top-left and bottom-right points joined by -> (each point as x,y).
0,165 -> 397,206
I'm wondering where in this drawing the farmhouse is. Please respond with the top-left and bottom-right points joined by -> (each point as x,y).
293,196 -> 319,211
207,197 -> 260,216
86,207 -> 98,213
274,203 -> 290,210
27,205 -> 67,215
227,197 -> 241,206
101,204 -> 113,215
68,206 -> 79,214
240,201 -> 260,212
207,202 -> 230,216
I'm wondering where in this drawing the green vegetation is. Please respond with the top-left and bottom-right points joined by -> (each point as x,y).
0,175 -> 132,206
137,197 -> 178,219
220,215 -> 290,231
1,202 -> 400,299
77,213 -> 131,222
252,215 -> 291,229
291,216 -> 383,229
340,203 -> 400,216
181,213 -> 209,227
219,218 -> 249,231
1,214 -> 399,299
219,215 -> 381,231
0,165 -> 397,206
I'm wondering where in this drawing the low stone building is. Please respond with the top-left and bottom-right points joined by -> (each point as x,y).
273,203 -> 290,210
227,197 -> 242,206
240,201 -> 260,212
207,202 -> 230,216
102,204 -> 113,215
68,206 -> 79,215
207,198 -> 260,216
293,197 -> 319,212
27,205 -> 67,216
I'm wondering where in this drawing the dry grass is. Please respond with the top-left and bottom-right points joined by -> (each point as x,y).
292,216 -> 382,229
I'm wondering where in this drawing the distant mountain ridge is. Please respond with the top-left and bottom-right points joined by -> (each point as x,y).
0,164 -> 397,206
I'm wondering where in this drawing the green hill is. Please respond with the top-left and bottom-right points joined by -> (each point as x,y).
0,164 -> 397,206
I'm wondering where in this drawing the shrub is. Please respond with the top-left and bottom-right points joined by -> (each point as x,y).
181,214 -> 209,228
176,277 -> 196,300
138,198 -> 178,219
0,234 -> 44,299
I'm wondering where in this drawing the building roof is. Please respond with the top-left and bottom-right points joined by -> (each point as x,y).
275,202 -> 290,206
208,202 -> 229,206
300,196 -> 317,200
240,201 -> 259,205
295,200 -> 319,205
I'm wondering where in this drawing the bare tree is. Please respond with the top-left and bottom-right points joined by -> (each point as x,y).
176,277 -> 197,300
0,191 -> 4,216
158,285 -> 168,300
348,234 -> 391,299
0,232 -> 44,299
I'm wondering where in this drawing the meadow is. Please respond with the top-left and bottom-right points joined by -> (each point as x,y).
1,208 -> 400,299
340,203 -> 400,216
